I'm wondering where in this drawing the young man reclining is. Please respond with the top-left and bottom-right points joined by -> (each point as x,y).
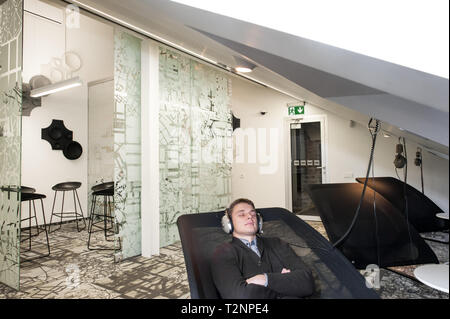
211,198 -> 315,299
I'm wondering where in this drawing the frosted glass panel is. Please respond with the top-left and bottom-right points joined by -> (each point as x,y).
159,48 -> 232,247
113,30 -> 141,259
88,79 -> 114,226
0,0 -> 23,290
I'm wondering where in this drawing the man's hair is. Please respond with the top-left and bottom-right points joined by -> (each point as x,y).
227,198 -> 256,216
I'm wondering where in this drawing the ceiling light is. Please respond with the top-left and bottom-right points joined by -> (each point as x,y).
30,76 -> 82,98
233,56 -> 256,73
235,66 -> 253,73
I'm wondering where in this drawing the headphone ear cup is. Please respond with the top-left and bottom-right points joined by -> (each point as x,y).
394,154 -> 406,168
257,213 -> 263,234
221,211 -> 233,234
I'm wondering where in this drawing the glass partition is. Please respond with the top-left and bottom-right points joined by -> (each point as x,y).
87,78 -> 114,248
159,47 -> 232,247
113,29 -> 142,259
0,0 -> 23,290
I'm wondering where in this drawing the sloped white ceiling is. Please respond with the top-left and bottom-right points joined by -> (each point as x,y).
66,0 -> 449,155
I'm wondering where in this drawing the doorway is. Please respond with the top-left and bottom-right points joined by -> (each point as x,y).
287,116 -> 327,221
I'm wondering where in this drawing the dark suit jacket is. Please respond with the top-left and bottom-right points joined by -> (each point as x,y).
210,236 -> 315,299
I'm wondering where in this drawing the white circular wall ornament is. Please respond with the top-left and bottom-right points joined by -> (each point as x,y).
64,52 -> 82,72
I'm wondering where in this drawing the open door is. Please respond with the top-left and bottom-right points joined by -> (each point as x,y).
289,118 -> 326,220
0,0 -> 23,290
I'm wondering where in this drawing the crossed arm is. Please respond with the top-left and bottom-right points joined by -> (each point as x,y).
211,239 -> 315,299
211,247 -> 279,299
262,238 -> 315,298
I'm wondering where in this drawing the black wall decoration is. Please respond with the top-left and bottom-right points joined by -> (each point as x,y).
41,119 -> 83,160
63,141 -> 83,160
232,112 -> 240,131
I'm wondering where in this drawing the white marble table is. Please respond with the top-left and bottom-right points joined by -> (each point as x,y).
436,212 -> 449,220
414,264 -> 449,293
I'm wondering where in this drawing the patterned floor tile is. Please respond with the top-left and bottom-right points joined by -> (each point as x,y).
0,220 -> 448,299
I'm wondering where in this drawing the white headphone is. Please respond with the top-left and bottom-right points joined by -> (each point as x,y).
221,208 -> 263,234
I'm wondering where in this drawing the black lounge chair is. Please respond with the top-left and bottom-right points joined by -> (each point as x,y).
177,207 -> 379,299
306,183 -> 439,269
356,177 -> 448,233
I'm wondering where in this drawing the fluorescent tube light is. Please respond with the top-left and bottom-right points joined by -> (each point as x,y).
30,76 -> 82,98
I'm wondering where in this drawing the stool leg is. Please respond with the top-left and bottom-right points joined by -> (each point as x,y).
88,194 -> 96,230
48,190 -> 57,233
103,195 -> 108,239
73,190 -> 81,232
76,189 -> 86,228
87,193 -> 115,250
107,195 -> 114,240
87,194 -> 96,250
40,198 -> 50,256
60,190 -> 65,229
32,200 -> 40,236
74,189 -> 86,231
107,195 -> 112,236
28,200 -> 32,251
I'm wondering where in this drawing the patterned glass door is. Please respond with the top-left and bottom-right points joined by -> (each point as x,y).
290,121 -> 322,218
113,29 -> 142,260
0,0 -> 23,290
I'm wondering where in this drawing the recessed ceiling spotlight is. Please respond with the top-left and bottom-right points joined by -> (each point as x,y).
235,66 -> 253,73
233,56 -> 256,73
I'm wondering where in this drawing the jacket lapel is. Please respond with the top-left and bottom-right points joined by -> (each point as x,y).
256,236 -> 265,257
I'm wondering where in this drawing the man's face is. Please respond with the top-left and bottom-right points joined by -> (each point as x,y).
231,202 -> 258,237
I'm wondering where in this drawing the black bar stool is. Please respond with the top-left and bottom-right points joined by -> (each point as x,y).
48,182 -> 86,233
20,186 -> 51,261
87,181 -> 119,250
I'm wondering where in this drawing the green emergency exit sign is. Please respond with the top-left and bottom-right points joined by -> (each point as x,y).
288,105 -> 304,115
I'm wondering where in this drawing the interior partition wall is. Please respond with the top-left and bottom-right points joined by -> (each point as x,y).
0,0 -> 23,290
159,47 -> 232,247
113,29 -> 142,260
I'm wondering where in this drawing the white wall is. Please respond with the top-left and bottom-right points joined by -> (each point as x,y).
21,1 -> 114,225
230,78 -> 288,208
230,77 -> 449,213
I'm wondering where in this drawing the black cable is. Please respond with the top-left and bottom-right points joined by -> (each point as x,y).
372,157 -> 381,267
420,159 -> 424,194
332,118 -> 380,248
402,137 -> 414,259
395,167 -> 402,180
415,148 -> 424,194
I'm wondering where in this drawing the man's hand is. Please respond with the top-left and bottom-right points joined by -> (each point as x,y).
245,269 -> 291,288
245,274 -> 267,286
